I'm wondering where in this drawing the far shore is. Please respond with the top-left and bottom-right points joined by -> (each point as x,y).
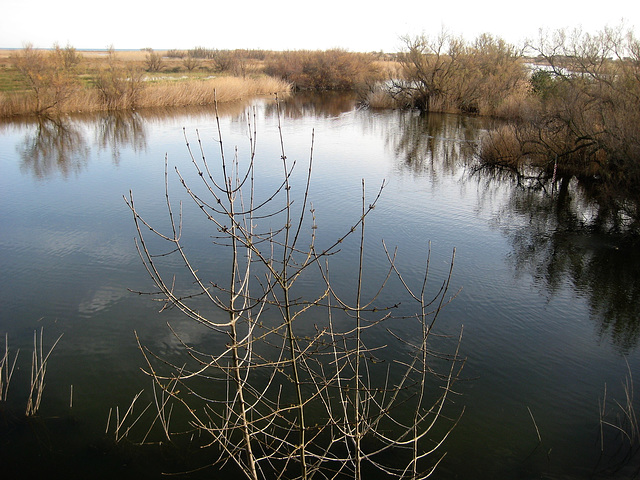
0,47 -> 301,117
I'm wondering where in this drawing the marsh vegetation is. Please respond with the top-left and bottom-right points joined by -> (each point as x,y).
379,26 -> 640,227
0,46 -> 389,117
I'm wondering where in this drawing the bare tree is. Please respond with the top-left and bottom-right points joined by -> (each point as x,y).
94,46 -> 145,110
11,43 -> 81,115
143,48 -> 164,73
479,24 -> 640,209
182,53 -> 201,72
390,31 -> 467,112
124,95 -> 465,479
390,31 -> 526,114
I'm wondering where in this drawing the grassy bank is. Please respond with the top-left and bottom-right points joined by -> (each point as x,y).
0,46 -> 392,117
0,48 -> 292,117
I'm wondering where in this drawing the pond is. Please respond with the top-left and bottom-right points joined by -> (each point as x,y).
1,92 -> 639,479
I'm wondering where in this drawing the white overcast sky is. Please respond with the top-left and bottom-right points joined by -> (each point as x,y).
1,0 -> 637,52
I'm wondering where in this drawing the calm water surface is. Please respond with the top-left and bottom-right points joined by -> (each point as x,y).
1,93 -> 639,479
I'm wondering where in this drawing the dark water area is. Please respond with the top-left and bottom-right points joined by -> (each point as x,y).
1,92 -> 639,479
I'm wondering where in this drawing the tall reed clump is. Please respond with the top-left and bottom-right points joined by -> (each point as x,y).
124,96 -> 465,479
25,328 -> 63,416
0,329 -> 62,415
598,360 -> 640,474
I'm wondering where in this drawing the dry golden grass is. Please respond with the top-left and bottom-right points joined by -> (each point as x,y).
138,76 -> 291,108
366,89 -> 397,109
0,76 -> 291,116
372,60 -> 402,78
478,124 -> 523,166
0,76 -> 291,117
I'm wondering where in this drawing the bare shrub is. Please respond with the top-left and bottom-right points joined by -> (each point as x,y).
491,81 -> 534,119
52,42 -> 82,71
188,46 -> 216,59
181,54 -> 200,72
481,25 -> 640,199
10,43 -> 82,115
212,49 -> 239,73
166,49 -> 186,59
265,49 -> 383,90
390,31 -> 527,115
143,48 -> 164,72
125,98 -> 465,479
93,47 -> 146,110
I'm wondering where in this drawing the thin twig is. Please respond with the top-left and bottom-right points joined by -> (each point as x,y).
527,406 -> 542,443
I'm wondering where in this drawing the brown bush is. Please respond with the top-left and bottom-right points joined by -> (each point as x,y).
391,31 -> 528,115
265,49 -> 382,90
10,43 -> 82,115
93,47 -> 146,109
482,25 -> 640,193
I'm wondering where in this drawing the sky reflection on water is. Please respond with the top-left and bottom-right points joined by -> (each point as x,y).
1,94 -> 639,479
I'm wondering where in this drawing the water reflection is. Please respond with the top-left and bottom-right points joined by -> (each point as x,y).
11,102 -> 254,180
386,111 -> 481,178
17,117 -> 89,179
95,111 -> 147,164
277,91 -> 360,118
5,95 -> 639,354
482,172 -> 640,352
3,93 -> 640,479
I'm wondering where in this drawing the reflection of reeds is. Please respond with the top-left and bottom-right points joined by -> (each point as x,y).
1,333 -> 19,402
25,328 -> 63,416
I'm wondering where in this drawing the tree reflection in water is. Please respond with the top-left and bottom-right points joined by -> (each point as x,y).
387,111 -> 482,179
478,170 -> 640,353
11,101 -> 640,354
95,111 -> 147,164
18,117 -> 89,179
359,107 -> 639,353
15,111 -> 149,178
